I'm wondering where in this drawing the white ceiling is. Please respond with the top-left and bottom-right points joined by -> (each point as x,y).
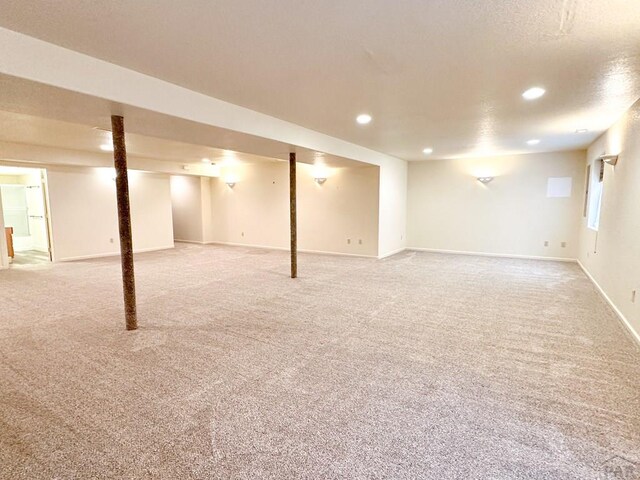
1,0 -> 639,160
0,165 -> 40,176
0,109 -> 369,169
0,78 -> 369,170
0,109 -> 279,166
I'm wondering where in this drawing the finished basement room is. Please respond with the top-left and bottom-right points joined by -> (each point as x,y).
0,1 -> 639,479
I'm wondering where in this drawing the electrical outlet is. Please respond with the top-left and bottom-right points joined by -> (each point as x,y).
241,232 -> 244,237
347,239 -> 351,245
544,241 -> 549,247
358,239 -> 362,245
561,241 -> 567,248
632,290 -> 637,303
109,238 -> 114,244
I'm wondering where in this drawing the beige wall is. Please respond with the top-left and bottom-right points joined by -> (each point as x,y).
47,166 -> 174,261
170,175 -> 204,243
207,162 -> 289,250
407,151 -> 586,259
297,163 -> 379,256
0,188 -> 7,268
578,99 -> 640,342
173,161 -> 380,257
378,161 -> 408,257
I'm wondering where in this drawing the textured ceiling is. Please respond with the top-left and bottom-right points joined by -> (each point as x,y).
0,76 -> 368,170
1,0 -> 639,160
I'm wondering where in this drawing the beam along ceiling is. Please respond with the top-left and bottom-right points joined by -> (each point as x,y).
0,77 -> 367,170
1,1 -> 640,160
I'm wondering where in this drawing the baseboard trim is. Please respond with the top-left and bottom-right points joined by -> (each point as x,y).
577,260 -> 640,347
203,241 -> 377,259
378,248 -> 407,259
174,239 -> 206,245
57,245 -> 175,262
300,248 -> 376,259
407,247 -> 576,263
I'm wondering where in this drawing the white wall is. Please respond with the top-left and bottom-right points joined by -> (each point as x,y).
170,175 -> 204,243
407,151 -> 585,259
578,99 -> 640,342
0,189 -> 7,269
298,163 -> 379,256
186,161 -> 379,257
47,166 -> 174,261
206,162 -> 288,249
378,161 -> 408,258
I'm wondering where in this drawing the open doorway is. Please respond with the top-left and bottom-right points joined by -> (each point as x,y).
0,166 -> 52,266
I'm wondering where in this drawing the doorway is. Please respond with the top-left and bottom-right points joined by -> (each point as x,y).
0,166 -> 52,266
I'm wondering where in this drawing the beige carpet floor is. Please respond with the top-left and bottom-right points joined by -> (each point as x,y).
0,243 -> 639,479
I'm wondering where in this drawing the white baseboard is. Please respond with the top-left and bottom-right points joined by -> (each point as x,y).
378,248 -> 407,259
407,247 -> 576,263
301,248 -> 376,259
57,245 -> 175,262
203,241 -> 377,259
174,239 -> 207,245
577,260 -> 640,347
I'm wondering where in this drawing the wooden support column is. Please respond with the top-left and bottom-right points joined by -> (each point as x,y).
289,151 -> 297,279
111,115 -> 138,330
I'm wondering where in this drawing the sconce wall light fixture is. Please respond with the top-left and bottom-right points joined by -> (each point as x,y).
477,176 -> 494,184
224,173 -> 238,188
598,154 -> 619,166
312,164 -> 329,185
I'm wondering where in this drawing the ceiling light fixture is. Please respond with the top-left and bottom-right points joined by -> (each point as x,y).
522,87 -> 546,100
422,147 -> 434,155
100,144 -> 113,152
526,139 -> 540,145
201,158 -> 211,163
576,129 -> 588,133
356,114 -> 372,125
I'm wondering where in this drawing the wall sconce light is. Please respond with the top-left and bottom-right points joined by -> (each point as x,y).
313,164 -> 329,185
598,154 -> 619,166
477,176 -> 494,184
224,173 -> 238,188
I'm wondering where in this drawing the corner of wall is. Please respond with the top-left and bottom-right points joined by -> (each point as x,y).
377,159 -> 408,258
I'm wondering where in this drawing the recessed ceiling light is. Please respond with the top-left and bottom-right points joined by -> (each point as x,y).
201,158 -> 211,163
576,129 -> 588,133
356,114 -> 372,125
422,147 -> 434,155
526,139 -> 540,145
99,144 -> 113,151
522,87 -> 546,100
